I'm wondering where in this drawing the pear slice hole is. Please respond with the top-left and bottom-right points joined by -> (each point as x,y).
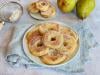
51,37 -> 56,41
64,42 -> 68,46
37,42 -> 43,47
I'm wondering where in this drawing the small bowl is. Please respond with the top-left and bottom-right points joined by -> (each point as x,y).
0,1 -> 23,23
22,21 -> 80,67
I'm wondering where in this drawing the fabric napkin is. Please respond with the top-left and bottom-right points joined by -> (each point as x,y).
6,19 -> 98,73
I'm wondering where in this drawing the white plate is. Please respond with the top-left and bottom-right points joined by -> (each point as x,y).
29,12 -> 56,20
22,21 -> 80,67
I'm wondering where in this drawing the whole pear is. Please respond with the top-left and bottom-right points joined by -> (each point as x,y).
76,0 -> 95,19
57,0 -> 76,13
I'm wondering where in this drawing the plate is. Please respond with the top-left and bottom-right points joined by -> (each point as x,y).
29,12 -> 56,20
22,21 -> 80,67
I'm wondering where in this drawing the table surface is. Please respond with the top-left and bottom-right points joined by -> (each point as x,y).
0,0 -> 100,75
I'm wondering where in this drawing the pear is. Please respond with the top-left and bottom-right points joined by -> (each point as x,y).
76,0 -> 95,19
57,0 -> 76,13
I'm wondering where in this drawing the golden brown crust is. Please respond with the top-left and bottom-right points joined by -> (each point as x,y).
28,2 -> 39,13
26,27 -> 49,56
59,26 -> 78,41
58,35 -> 77,55
40,49 -> 69,65
38,22 -> 59,34
36,0 -> 50,11
40,6 -> 56,18
43,30 -> 63,49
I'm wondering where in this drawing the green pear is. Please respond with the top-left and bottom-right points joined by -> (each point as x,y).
57,0 -> 76,13
76,0 -> 95,19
